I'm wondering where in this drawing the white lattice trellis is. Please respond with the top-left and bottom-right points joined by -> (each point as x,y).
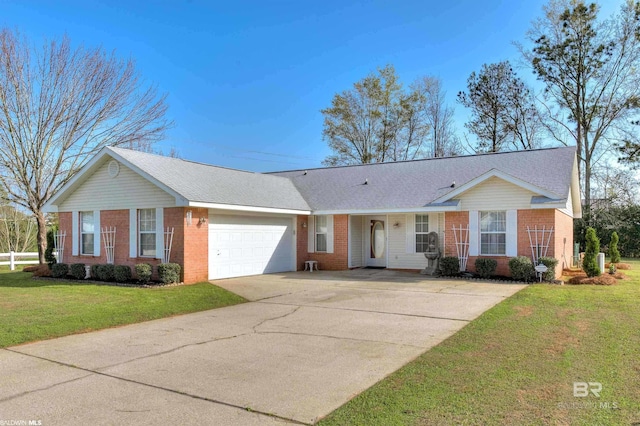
452,225 -> 470,272
163,227 -> 175,264
54,231 -> 66,263
527,225 -> 554,264
101,227 -> 116,264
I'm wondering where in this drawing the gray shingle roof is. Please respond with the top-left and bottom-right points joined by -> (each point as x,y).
269,147 -> 577,211
108,147 -> 311,211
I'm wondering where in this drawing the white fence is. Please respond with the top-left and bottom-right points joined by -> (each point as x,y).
0,251 -> 50,271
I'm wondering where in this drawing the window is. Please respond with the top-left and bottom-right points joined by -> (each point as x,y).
480,211 -> 506,255
139,208 -> 156,257
80,211 -> 94,255
315,215 -> 328,252
415,214 -> 429,252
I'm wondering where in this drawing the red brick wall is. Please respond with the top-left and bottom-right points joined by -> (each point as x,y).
296,214 -> 349,271
444,211 -> 469,258
296,215 -> 309,270
166,207 -> 208,283
56,207 -> 209,284
554,210 -> 574,275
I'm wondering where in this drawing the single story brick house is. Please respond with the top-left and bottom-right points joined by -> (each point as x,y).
43,146 -> 581,283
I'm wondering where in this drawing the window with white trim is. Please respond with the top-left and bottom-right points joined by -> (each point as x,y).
139,208 -> 156,257
415,214 -> 430,253
80,211 -> 94,255
315,215 -> 328,252
480,211 -> 506,255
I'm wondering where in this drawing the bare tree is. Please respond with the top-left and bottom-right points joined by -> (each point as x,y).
524,0 -> 640,212
0,205 -> 37,253
414,76 -> 459,157
0,29 -> 170,263
322,65 -> 436,165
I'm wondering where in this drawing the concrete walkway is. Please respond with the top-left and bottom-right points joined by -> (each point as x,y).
0,270 -> 525,425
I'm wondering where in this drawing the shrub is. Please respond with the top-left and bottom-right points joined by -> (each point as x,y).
90,264 -> 100,279
96,264 -> 115,282
158,263 -> 181,284
135,263 -> 153,284
609,231 -> 621,264
538,257 -> 558,281
508,256 -> 534,281
583,227 -> 601,277
51,263 -> 69,278
69,263 -> 86,280
114,265 -> 132,283
440,256 -> 460,276
475,258 -> 497,279
45,227 -> 57,267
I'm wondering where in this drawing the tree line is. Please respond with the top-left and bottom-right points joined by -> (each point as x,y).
321,0 -> 640,227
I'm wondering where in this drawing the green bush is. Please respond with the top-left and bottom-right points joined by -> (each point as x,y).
135,263 -> 153,284
440,256 -> 460,276
508,256 -> 534,281
51,263 -> 69,278
69,263 -> 86,280
114,265 -> 132,283
45,227 -> 57,267
609,231 -> 621,264
90,264 -> 100,279
583,227 -> 601,277
475,258 -> 497,279
158,263 -> 181,284
96,264 -> 115,282
538,257 -> 558,281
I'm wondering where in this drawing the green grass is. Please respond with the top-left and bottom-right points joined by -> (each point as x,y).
0,267 -> 246,348
320,259 -> 640,425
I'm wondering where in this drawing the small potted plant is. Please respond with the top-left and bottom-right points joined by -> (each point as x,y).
609,263 -> 617,275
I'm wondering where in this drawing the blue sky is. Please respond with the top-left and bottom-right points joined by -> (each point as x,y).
1,0 -> 625,171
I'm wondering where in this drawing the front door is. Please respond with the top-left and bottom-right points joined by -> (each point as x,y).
365,216 -> 387,268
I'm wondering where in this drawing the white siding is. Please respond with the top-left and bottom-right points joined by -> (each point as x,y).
59,160 -> 176,211
388,213 -> 441,269
559,190 -> 574,218
349,216 -> 364,267
457,176 -> 536,211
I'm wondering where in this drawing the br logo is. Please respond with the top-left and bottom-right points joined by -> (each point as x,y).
573,382 -> 602,397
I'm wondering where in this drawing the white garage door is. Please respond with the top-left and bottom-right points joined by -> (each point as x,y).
208,215 -> 295,280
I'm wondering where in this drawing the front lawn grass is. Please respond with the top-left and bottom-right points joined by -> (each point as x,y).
320,259 -> 640,425
0,268 -> 246,348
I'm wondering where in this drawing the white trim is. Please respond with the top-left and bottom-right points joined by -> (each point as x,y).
129,209 -> 137,258
531,201 -> 566,209
468,210 -> 479,256
292,216 -> 298,271
506,210 -> 517,257
405,214 -> 415,254
93,210 -> 101,256
432,169 -> 561,204
155,208 -> 164,260
71,211 -> 79,256
312,205 -> 459,216
188,201 -> 310,216
326,215 -> 334,254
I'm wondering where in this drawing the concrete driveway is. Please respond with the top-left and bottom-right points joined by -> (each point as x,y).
0,270 -> 525,425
